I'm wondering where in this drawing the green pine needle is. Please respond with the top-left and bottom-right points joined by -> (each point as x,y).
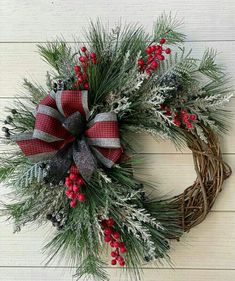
153,13 -> 186,45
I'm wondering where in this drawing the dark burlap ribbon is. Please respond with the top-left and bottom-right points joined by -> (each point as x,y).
12,90 -> 123,182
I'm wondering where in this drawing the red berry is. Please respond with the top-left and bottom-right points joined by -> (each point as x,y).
79,56 -> 87,63
71,192 -> 77,200
119,260 -> 125,267
156,54 -> 165,61
73,184 -> 80,193
70,200 -> 77,208
111,259 -> 117,265
65,177 -> 72,186
174,119 -> 181,127
190,114 -> 197,121
65,190 -> 72,197
90,52 -> 96,59
181,109 -> 187,115
145,68 -> 151,76
84,82 -> 89,90
147,55 -> 154,63
81,46 -> 87,52
156,45 -> 163,51
145,46 -> 152,54
111,251 -> 118,258
165,48 -> 171,54
138,58 -> 145,66
150,45 -> 156,52
66,191 -> 76,199
120,247 -> 127,254
113,241 -> 120,248
187,123 -> 193,129
110,241 -> 115,247
101,220 -> 108,228
78,76 -> 84,83
77,193 -> 86,202
113,232 -> 120,240
74,65 -> 81,73
150,60 -> 158,70
104,235 -> 112,243
119,242 -> 125,247
116,256 -> 124,262
183,114 -> 190,122
107,218 -> 115,227
104,228 -> 112,236
159,38 -> 166,44
77,178 -> 85,185
70,173 -> 77,181
155,46 -> 163,55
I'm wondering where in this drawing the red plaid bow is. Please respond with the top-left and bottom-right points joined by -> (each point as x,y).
13,90 -> 123,180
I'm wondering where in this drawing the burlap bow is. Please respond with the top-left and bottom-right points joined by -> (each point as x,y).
12,90 -> 123,182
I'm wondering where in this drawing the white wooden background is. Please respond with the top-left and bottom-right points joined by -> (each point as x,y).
0,1 -> 235,280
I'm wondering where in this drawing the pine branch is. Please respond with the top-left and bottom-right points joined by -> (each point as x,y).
23,78 -> 47,103
197,48 -> 224,80
153,13 -> 186,45
10,163 -> 45,189
157,47 -> 197,85
38,41 -> 69,72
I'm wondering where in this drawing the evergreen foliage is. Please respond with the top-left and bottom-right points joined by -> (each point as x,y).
0,14 -> 233,281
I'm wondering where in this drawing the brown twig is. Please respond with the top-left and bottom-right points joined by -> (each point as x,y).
175,127 -> 232,232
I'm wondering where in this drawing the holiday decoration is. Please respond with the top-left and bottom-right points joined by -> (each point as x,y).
0,14 -> 233,281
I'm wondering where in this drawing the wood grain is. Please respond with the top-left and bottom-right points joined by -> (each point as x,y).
0,268 -> 234,281
0,212 -> 234,269
0,268 -> 73,281
0,0 -> 235,42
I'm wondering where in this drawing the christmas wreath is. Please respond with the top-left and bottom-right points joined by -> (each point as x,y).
0,14 -> 233,281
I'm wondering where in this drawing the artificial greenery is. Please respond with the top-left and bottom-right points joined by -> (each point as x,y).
0,14 -> 233,281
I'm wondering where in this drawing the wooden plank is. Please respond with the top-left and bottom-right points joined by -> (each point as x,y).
79,269 -> 235,281
0,41 -> 235,98
0,268 -> 234,281
0,268 -> 73,281
0,97 -> 235,154
0,0 -> 234,42
0,212 -> 234,269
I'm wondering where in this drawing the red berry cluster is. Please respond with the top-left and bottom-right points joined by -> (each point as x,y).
65,167 -> 86,208
138,38 -> 171,75
73,46 -> 97,90
101,218 -> 126,267
161,104 -> 197,129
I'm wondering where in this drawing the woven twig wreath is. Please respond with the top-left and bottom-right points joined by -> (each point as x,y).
173,128 -> 232,232
0,15 -> 233,281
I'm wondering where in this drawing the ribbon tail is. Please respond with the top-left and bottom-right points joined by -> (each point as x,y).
45,143 -> 73,184
92,147 -> 123,168
11,132 -> 59,162
73,138 -> 97,181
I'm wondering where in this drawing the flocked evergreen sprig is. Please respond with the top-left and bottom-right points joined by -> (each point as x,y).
0,14 -> 233,281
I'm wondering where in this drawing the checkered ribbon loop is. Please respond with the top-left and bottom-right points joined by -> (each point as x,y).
12,90 -> 123,181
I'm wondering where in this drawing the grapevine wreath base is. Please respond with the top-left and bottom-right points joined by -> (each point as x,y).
173,128 -> 231,231
0,14 -> 233,281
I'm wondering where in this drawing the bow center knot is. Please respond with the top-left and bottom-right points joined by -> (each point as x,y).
63,111 -> 86,139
